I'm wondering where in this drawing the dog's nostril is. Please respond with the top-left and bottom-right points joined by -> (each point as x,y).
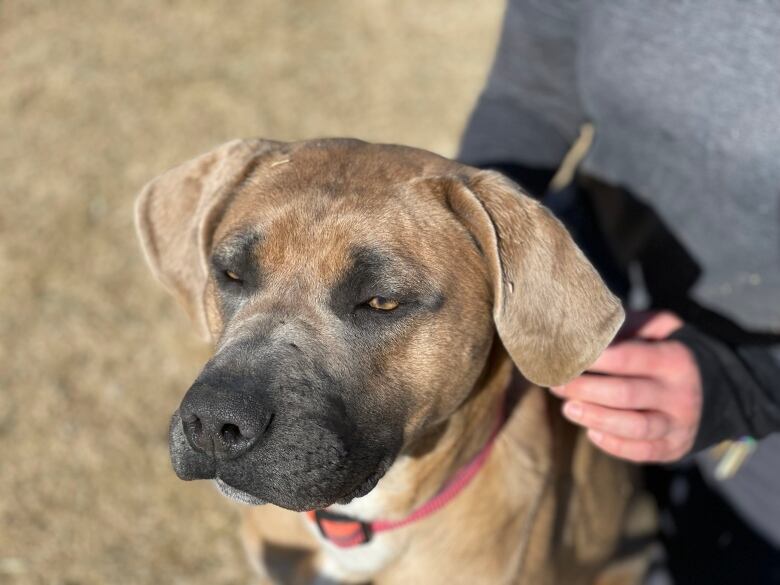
182,413 -> 203,437
220,423 -> 242,446
181,411 -> 200,425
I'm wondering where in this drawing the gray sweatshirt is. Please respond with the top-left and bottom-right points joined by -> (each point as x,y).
460,0 -> 780,547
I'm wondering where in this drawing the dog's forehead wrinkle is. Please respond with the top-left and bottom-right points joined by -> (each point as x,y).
213,228 -> 264,264
229,177 -> 444,275
262,204 -> 352,256
343,246 -> 420,290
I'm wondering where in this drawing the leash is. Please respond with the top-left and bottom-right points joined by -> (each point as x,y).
305,396 -> 507,548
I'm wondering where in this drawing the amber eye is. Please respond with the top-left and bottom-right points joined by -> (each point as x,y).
367,296 -> 400,311
224,270 -> 242,282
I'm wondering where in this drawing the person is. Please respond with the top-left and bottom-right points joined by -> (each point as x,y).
458,1 -> 780,583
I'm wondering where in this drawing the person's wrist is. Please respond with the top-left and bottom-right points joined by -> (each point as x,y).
668,325 -> 740,452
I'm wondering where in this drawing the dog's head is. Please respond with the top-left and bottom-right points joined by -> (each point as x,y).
136,138 -> 622,511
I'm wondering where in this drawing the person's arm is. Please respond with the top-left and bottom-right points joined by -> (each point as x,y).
459,0 -> 585,195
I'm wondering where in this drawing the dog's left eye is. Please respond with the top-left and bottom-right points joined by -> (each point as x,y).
367,296 -> 400,311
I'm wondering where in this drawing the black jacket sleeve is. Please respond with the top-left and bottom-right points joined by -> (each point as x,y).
670,325 -> 780,451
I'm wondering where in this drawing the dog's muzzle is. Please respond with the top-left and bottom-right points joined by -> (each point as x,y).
166,371 -> 400,511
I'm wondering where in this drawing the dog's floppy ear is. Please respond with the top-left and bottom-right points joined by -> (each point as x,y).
446,170 -> 624,387
135,138 -> 283,339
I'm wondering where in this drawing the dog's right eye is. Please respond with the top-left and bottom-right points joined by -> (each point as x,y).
216,267 -> 245,289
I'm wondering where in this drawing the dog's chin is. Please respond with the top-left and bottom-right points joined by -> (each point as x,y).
214,478 -> 267,506
213,476 -> 374,510
213,456 -> 393,510
333,465 -> 387,505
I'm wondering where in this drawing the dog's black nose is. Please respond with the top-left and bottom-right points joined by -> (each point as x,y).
178,382 -> 271,460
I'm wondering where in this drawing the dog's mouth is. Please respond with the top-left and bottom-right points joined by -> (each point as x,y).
333,457 -> 393,505
213,477 -> 267,506
212,459 -> 391,509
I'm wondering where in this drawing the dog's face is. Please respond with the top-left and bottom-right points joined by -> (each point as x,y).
136,139 -> 623,511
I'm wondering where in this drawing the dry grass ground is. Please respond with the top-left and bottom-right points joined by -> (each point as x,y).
0,2 -> 502,583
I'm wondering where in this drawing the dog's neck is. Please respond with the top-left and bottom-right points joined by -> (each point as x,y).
330,341 -> 518,523
303,346 -> 577,584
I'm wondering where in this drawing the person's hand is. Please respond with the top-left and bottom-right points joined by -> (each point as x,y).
551,311 -> 703,463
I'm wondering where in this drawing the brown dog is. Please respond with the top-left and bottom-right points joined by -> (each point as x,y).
136,138 -> 645,584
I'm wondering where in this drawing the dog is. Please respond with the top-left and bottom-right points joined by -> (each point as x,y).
136,138 -> 647,584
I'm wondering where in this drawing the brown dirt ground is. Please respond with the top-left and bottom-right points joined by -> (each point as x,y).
0,2 -> 502,583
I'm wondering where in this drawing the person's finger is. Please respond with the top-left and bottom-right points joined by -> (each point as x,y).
617,311 -> 657,340
551,374 -> 664,409
587,340 -> 666,377
585,430 -> 675,463
562,401 -> 670,440
618,310 -> 683,341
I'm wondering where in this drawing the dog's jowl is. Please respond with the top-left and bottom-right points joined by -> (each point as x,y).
136,138 -> 648,584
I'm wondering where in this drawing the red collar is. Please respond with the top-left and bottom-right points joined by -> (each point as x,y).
305,397 -> 507,548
